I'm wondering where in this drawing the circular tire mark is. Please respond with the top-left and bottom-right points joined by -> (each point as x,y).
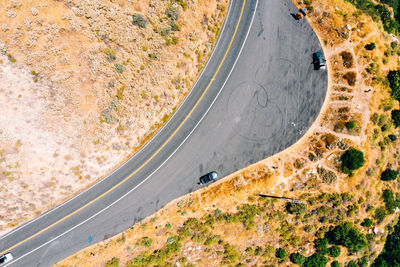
226,81 -> 284,142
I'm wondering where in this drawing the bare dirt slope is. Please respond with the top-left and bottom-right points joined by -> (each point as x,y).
0,0 -> 227,233
58,0 -> 400,266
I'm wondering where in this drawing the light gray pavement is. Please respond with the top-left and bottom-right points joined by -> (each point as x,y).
0,0 -> 327,266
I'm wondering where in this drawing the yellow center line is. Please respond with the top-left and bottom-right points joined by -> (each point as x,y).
0,0 -> 246,255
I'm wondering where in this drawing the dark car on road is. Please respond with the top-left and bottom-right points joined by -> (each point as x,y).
313,51 -> 326,70
0,253 -> 13,265
200,171 -> 218,184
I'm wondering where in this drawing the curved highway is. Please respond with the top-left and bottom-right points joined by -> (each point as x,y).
0,0 -> 327,266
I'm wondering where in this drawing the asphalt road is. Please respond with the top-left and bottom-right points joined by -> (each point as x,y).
0,0 -> 327,266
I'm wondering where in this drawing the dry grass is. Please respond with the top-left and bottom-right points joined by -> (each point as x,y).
0,0 -> 228,233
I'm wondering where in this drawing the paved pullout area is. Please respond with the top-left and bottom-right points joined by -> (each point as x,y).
0,0 -> 326,266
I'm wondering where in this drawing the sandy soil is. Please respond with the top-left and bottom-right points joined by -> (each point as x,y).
58,0 -> 400,266
0,0 -> 228,232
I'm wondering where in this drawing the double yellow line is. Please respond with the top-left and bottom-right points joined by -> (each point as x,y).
0,0 -> 246,255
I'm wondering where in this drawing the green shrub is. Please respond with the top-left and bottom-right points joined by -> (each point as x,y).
340,148 -> 365,174
381,168 -> 399,181
314,238 -> 329,255
222,244 -> 239,264
115,64 -> 125,73
141,237 -> 153,247
374,207 -> 387,223
285,202 -> 307,215
331,260 -> 340,267
361,218 -> 373,227
371,113 -> 379,124
165,6 -> 179,20
105,257 -> 120,267
365,42 -> 376,50
346,261 -> 357,267
160,27 -> 171,37
303,253 -> 328,267
388,71 -> 400,101
392,109 -> 400,127
373,218 -> 400,266
325,222 -> 367,252
170,21 -> 180,31
329,246 -> 341,258
345,121 -> 356,130
388,134 -> 397,141
132,13 -> 147,28
289,252 -> 306,265
276,248 -> 287,259
382,189 -> 400,214
358,257 -> 369,267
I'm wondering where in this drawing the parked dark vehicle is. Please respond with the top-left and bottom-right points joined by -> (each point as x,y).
200,171 -> 218,184
313,51 -> 326,70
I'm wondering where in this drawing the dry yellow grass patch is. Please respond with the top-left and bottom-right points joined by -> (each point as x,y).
0,0 -> 228,233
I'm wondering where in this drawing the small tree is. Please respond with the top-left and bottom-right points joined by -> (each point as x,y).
340,148 -> 365,175
388,71 -> 400,101
331,260 -> 340,267
314,238 -> 329,255
325,222 -> 367,252
303,253 -> 328,267
381,168 -> 399,181
365,42 -> 376,50
345,121 -> 355,130
289,253 -> 306,265
392,109 -> 400,127
361,218 -> 373,227
285,202 -> 307,215
329,246 -> 341,258
276,248 -> 287,260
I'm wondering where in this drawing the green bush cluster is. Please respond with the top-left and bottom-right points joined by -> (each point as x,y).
389,70 -> 400,100
217,204 -> 263,229
373,217 -> 400,266
345,121 -> 356,130
382,189 -> 400,214
346,0 -> 399,33
275,248 -> 287,259
361,218 -> 373,227
290,252 -> 306,265
392,109 -> 400,127
314,238 -> 329,255
285,202 -> 307,215
365,42 -> 376,50
325,222 -> 367,252
340,148 -> 365,175
381,168 -> 399,181
328,246 -> 341,258
303,253 -> 328,267
374,207 -> 387,223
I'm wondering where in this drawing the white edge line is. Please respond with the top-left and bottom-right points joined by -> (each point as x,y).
7,0 -> 258,265
0,0 -> 234,241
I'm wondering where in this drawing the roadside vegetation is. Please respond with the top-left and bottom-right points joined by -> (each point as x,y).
58,0 -> 400,266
